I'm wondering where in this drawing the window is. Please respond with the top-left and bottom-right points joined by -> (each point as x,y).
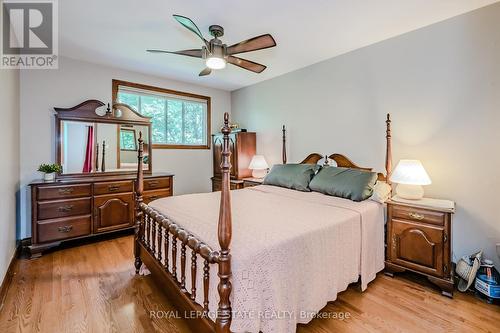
112,80 -> 211,149
120,129 -> 137,151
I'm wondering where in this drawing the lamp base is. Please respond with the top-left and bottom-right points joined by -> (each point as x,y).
252,169 -> 267,179
395,184 -> 424,200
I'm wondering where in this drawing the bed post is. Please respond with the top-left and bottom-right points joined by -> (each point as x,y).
134,132 -> 144,274
385,114 -> 392,183
216,113 -> 233,333
282,125 -> 287,164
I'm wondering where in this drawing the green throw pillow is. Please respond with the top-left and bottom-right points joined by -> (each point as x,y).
309,166 -> 378,201
263,164 -> 320,191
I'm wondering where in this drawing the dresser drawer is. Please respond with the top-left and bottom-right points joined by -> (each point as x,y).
37,198 -> 91,220
37,216 -> 91,243
94,181 -> 134,195
37,184 -> 91,201
144,177 -> 170,190
143,189 -> 172,204
391,204 -> 445,226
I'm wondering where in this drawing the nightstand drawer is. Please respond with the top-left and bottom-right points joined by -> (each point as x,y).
392,204 -> 445,226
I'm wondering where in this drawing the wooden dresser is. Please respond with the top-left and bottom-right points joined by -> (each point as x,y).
385,198 -> 455,297
211,131 -> 256,191
29,173 -> 173,258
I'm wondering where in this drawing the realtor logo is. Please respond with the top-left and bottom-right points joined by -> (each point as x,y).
2,0 -> 58,68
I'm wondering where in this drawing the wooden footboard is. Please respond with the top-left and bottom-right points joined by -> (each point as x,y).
136,203 -> 219,332
134,113 -> 234,333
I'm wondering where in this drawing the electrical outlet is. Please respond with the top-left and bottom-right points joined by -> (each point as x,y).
497,243 -> 500,258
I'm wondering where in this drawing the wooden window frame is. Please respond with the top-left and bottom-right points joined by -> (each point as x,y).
112,79 -> 211,150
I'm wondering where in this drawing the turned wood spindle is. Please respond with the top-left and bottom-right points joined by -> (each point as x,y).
385,113 -> 392,184
203,259 -> 210,315
216,112 -> 233,333
164,227 -> 169,271
282,125 -> 287,164
145,215 -> 150,249
181,241 -> 187,290
134,132 -> 144,274
191,250 -> 197,301
157,223 -> 163,263
172,233 -> 178,281
152,218 -> 157,255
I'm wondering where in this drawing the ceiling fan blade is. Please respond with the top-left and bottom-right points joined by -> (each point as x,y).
147,49 -> 203,58
227,34 -> 276,55
173,15 -> 210,49
199,68 -> 212,76
227,56 -> 267,73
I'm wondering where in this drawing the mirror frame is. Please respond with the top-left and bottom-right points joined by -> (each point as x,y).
55,99 -> 153,178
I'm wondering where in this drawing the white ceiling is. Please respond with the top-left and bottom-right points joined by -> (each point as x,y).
60,0 -> 498,91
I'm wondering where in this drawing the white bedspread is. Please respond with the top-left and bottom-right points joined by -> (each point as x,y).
149,185 -> 384,333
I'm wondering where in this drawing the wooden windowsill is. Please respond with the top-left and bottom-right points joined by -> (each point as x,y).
152,144 -> 210,150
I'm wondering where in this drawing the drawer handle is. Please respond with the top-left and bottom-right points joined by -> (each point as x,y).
408,212 -> 425,220
58,188 -> 74,195
108,185 -> 121,191
57,225 -> 73,233
148,195 -> 159,201
148,181 -> 159,187
58,205 -> 74,212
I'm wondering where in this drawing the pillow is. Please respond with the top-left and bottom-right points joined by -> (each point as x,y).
370,181 -> 392,203
263,164 -> 320,191
309,166 -> 378,201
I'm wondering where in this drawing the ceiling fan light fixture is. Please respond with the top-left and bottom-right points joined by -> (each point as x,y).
206,56 -> 226,70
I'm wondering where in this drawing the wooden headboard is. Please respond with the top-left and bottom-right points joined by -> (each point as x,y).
282,114 -> 392,182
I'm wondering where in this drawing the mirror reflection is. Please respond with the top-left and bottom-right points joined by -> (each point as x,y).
60,121 -> 149,174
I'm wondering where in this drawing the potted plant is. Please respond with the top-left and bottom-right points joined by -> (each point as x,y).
38,163 -> 62,181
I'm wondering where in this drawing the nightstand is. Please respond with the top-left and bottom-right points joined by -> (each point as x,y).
385,196 -> 456,297
242,177 -> 264,188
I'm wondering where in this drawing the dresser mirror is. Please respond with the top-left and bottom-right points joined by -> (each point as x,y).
55,100 -> 152,177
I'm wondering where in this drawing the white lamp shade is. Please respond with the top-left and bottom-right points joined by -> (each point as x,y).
390,160 -> 432,185
249,155 -> 269,170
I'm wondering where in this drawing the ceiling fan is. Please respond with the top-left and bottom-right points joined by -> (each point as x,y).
147,15 -> 276,76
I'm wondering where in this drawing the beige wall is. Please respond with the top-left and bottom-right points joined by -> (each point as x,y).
19,56 -> 231,239
0,67 -> 20,282
232,4 -> 500,266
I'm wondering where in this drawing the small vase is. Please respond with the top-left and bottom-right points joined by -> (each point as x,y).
44,172 -> 55,181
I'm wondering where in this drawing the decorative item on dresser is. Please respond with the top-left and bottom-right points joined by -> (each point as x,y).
211,131 -> 256,191
385,197 -> 456,297
27,99 -> 174,258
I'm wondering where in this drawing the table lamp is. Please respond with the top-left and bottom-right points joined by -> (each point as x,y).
249,155 -> 269,178
390,159 -> 432,200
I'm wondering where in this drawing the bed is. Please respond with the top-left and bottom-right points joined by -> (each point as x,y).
133,113 -> 393,333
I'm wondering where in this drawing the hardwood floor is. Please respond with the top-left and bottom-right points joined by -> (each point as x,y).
0,236 -> 498,333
